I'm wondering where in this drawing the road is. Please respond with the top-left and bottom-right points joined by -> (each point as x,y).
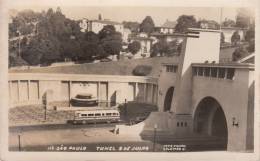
9,122 -> 156,152
9,122 -> 227,152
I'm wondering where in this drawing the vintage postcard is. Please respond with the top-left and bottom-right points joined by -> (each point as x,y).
0,0 -> 259,160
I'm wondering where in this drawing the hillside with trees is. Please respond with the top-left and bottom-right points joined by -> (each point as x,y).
9,8 -> 123,67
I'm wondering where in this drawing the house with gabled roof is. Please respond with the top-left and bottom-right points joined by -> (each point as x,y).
155,20 -> 177,34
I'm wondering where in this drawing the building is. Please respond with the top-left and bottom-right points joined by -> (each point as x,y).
198,20 -> 220,30
221,27 -> 247,43
155,20 -> 176,34
129,35 -> 153,59
79,18 -> 124,34
122,28 -> 131,43
8,28 -> 254,152
9,73 -> 158,109
118,28 -> 254,152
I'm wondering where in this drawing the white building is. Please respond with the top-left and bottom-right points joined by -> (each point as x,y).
79,18 -> 124,34
129,36 -> 153,59
221,27 -> 247,43
155,20 -> 176,34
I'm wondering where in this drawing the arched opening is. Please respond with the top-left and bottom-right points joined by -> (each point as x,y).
194,97 -> 228,149
163,87 -> 174,111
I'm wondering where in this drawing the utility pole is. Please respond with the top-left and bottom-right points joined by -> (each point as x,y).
220,7 -> 223,31
153,124 -> 157,152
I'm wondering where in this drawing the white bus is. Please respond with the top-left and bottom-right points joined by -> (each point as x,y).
69,109 -> 120,124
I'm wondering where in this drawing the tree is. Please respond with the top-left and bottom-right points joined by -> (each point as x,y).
22,36 -> 61,65
101,40 -> 122,56
245,26 -> 255,42
60,38 -> 83,60
175,15 -> 197,33
222,18 -> 236,27
236,8 -> 252,28
232,45 -> 248,61
128,41 -> 141,55
151,40 -> 169,57
247,40 -> 255,53
84,31 -> 99,43
99,25 -> 123,57
221,32 -> 225,44
123,21 -> 140,33
139,16 -> 155,34
80,42 -> 105,60
231,31 -> 240,45
98,25 -> 117,40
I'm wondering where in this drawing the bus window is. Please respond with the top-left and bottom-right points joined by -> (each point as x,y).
81,114 -> 87,117
95,113 -> 101,116
106,113 -> 112,116
88,114 -> 94,117
102,113 -> 105,116
113,113 -> 118,116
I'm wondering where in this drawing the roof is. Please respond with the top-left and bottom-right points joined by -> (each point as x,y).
130,36 -> 153,41
90,19 -> 122,25
192,62 -> 254,69
221,27 -> 248,30
151,33 -> 186,37
188,28 -> 221,33
161,20 -> 177,28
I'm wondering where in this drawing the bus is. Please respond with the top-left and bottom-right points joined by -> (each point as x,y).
68,109 -> 120,124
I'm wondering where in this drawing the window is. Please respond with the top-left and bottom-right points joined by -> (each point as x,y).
177,122 -> 179,127
112,113 -> 118,116
226,68 -> 235,80
184,122 -> 187,127
81,114 -> 87,116
166,65 -> 178,73
211,68 -> 217,77
144,46 -> 147,53
166,65 -> 173,72
198,67 -> 204,76
88,114 -> 94,117
192,67 -> 198,76
218,68 -> 226,78
180,122 -> 183,127
106,113 -> 112,116
204,67 -> 210,77
95,113 -> 101,116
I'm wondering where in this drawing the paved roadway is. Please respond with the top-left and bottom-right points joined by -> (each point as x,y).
9,122 -> 157,152
9,122 -> 227,152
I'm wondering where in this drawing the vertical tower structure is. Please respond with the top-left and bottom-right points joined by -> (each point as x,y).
172,28 -> 221,114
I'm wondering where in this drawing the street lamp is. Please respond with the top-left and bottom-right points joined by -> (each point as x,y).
17,30 -> 21,57
153,124 -> 158,152
18,128 -> 23,151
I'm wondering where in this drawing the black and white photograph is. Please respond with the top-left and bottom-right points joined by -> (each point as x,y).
0,0 -> 259,160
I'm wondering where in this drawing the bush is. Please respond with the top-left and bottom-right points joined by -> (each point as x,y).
132,65 -> 152,76
232,45 -> 248,61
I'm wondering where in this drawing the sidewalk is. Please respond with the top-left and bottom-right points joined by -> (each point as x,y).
9,105 -> 74,127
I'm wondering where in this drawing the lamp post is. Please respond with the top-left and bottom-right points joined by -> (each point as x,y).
17,31 -> 21,57
124,99 -> 127,118
18,128 -> 22,151
153,124 -> 158,152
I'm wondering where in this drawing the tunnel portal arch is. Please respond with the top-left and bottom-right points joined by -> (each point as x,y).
193,97 -> 228,149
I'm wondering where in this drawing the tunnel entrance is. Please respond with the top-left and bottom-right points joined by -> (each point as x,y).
163,87 -> 174,112
194,97 -> 228,149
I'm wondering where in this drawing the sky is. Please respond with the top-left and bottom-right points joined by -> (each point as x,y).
10,6 -> 247,26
